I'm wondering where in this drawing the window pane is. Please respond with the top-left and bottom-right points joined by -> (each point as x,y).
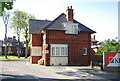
74,26 -> 78,34
83,48 -> 87,55
52,47 -> 55,56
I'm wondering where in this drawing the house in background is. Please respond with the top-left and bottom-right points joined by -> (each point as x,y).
91,35 -> 103,63
29,6 -> 96,65
2,36 -> 25,56
0,40 -> 3,55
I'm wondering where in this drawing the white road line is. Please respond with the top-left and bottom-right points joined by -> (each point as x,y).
3,70 -> 6,72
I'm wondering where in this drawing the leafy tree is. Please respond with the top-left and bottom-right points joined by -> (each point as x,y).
0,1 -> 15,16
97,38 -> 120,55
10,10 -> 35,58
0,0 -> 15,59
22,14 -> 35,58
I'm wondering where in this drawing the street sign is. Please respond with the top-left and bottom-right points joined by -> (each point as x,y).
106,52 -> 120,67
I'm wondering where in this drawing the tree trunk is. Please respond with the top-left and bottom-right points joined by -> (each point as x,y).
17,34 -> 21,58
25,40 -> 28,59
4,24 -> 8,59
4,38 -> 7,59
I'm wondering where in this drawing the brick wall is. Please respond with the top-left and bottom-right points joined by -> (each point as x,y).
30,56 -> 42,64
31,34 -> 43,46
44,30 -> 91,65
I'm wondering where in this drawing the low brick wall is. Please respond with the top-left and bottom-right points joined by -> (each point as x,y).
30,56 -> 42,64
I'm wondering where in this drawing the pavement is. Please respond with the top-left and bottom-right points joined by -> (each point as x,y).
64,66 -> 120,79
0,60 -> 120,81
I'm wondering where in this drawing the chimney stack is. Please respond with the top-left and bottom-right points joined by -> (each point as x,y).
67,6 -> 74,21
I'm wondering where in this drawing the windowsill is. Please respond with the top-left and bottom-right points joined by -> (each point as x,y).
31,55 -> 42,56
83,54 -> 87,56
51,55 -> 68,57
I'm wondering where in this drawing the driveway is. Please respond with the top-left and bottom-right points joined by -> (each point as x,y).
0,60 -> 119,81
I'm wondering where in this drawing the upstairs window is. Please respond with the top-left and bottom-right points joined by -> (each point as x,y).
63,22 -> 78,34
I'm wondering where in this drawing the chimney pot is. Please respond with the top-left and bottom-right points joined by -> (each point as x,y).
70,6 -> 72,9
68,6 -> 69,9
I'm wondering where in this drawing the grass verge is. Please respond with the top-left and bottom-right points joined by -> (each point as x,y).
0,56 -> 27,61
93,66 -> 101,70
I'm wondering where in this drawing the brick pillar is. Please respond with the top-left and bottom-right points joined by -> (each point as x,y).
44,44 -> 50,66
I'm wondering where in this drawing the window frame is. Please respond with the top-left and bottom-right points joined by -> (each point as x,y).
63,22 -> 78,34
50,44 -> 68,56
83,47 -> 87,55
31,46 -> 42,56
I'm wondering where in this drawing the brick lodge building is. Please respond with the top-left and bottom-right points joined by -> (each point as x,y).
29,6 -> 96,66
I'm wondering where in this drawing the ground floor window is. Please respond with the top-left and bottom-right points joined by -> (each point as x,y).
51,44 -> 68,56
31,46 -> 42,56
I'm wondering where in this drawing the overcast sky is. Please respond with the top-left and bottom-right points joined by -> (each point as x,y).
0,0 -> 118,42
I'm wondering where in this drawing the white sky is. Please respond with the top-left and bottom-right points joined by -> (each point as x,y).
0,0 -> 119,42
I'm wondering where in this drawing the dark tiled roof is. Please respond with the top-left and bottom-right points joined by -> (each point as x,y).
29,13 -> 96,34
43,13 -> 67,30
73,20 -> 96,33
29,19 -> 51,34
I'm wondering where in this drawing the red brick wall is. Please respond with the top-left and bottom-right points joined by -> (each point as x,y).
30,56 -> 42,64
45,30 -> 91,65
31,34 -> 43,46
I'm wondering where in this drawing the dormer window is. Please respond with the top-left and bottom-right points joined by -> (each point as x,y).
63,22 -> 78,34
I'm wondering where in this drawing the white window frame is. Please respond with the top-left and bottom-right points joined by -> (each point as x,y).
51,44 -> 68,56
83,47 -> 87,55
63,22 -> 78,34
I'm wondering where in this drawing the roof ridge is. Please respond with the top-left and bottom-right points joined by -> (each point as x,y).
29,19 -> 52,22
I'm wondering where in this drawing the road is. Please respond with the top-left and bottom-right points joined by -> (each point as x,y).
0,60 -> 119,81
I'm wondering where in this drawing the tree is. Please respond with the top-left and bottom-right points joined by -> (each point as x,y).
0,1 -> 15,16
0,0 -> 15,59
10,10 -> 35,58
22,14 -> 35,58
2,11 -> 10,59
97,38 -> 120,55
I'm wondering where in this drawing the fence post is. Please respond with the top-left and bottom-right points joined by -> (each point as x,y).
103,52 -> 106,71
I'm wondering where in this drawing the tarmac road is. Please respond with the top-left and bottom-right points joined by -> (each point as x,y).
0,60 -> 119,81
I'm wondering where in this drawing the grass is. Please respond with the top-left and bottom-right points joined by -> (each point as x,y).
93,66 -> 101,70
0,56 -> 27,61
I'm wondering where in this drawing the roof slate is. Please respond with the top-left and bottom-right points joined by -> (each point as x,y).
29,19 -> 51,34
43,13 -> 67,31
29,13 -> 96,34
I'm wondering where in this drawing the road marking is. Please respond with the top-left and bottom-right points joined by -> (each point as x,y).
1,69 -> 17,72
